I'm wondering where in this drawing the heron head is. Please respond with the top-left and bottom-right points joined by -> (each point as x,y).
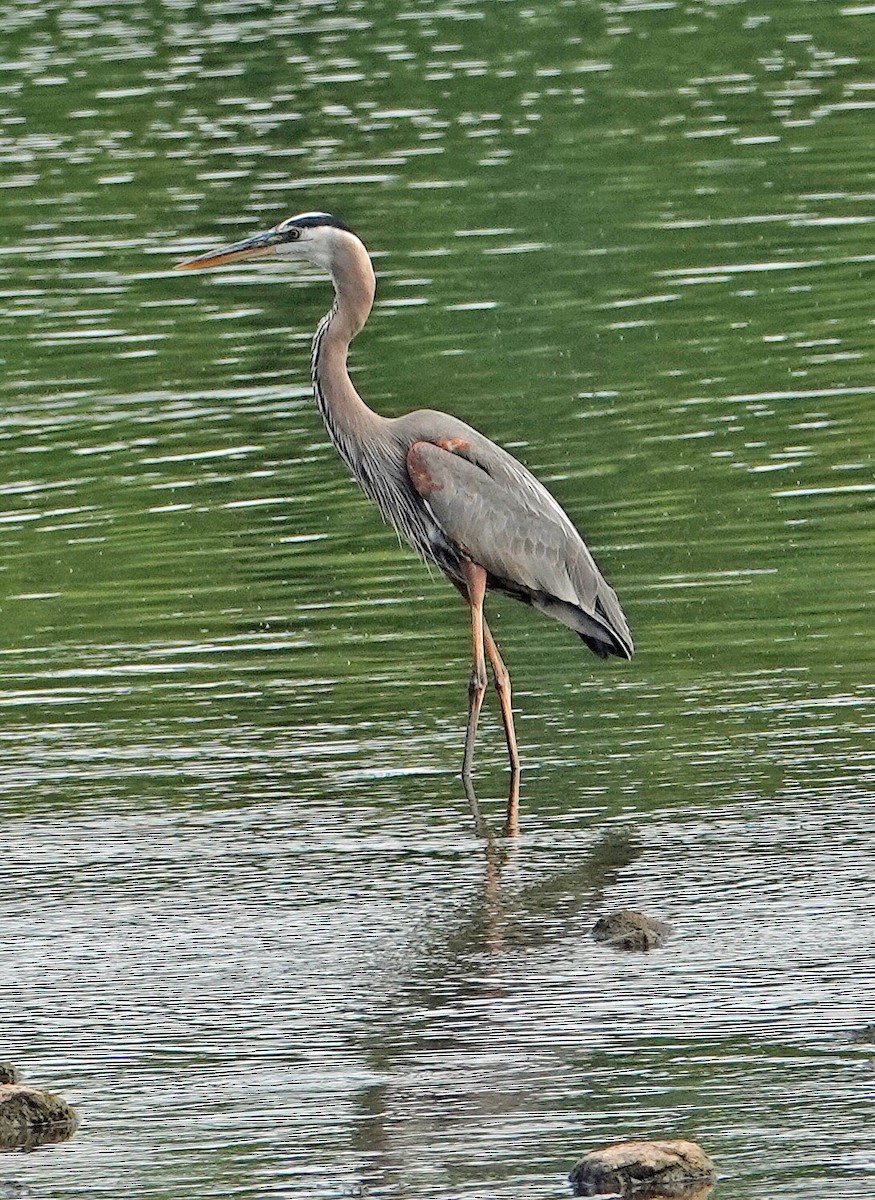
176,212 -> 355,273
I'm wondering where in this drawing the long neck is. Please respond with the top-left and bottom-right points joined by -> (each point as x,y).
310,233 -> 383,465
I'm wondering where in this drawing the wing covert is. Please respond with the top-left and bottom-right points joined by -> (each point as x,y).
402,424 -> 633,659
406,439 -> 604,607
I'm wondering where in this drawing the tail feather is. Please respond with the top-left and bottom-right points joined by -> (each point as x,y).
530,590 -> 633,660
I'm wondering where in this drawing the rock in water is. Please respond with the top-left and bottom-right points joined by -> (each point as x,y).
591,910 -> 671,951
569,1138 -> 716,1197
850,1023 -> 875,1044
0,1082 -> 78,1151
0,1183 -> 37,1198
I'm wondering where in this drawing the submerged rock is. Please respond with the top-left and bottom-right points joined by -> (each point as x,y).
850,1023 -> 875,1044
569,1139 -> 716,1197
0,1081 -> 78,1151
591,910 -> 671,951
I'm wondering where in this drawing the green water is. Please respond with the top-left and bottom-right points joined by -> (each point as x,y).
2,1 -> 874,1197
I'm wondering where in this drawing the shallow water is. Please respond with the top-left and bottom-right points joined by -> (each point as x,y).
2,0 -> 874,1197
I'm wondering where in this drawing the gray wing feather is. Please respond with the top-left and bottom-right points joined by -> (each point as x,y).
404,431 -> 633,658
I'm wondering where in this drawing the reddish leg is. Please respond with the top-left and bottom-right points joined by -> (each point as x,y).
483,622 -> 519,774
459,561 -> 488,781
483,621 -> 520,835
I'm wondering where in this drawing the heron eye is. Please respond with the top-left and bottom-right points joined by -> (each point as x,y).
285,227 -> 301,241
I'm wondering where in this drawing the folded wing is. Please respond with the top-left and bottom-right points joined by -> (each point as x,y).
405,436 -> 633,660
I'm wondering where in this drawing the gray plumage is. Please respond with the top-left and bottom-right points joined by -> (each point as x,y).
324,405 -> 632,660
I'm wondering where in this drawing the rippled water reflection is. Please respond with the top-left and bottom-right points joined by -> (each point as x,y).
2,0 -> 874,1197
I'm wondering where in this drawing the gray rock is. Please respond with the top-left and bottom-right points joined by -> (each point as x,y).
569,1138 -> 716,1197
591,910 -> 671,951
0,1183 -> 38,1199
0,1084 -> 78,1151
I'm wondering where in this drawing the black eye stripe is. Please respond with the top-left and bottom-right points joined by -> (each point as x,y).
275,211 -> 352,235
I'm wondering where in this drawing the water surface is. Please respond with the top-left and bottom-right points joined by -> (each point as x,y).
1,0 -> 874,1196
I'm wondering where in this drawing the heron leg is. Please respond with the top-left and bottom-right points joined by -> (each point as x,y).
459,561 -> 488,781
483,622 -> 520,836
461,771 -> 494,842
483,623 -> 519,773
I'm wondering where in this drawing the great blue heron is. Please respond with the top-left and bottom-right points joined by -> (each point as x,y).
177,212 -> 633,829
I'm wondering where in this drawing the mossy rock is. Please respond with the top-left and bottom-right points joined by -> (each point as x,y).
570,1139 -> 716,1197
592,910 -> 671,951
0,1083 -> 78,1151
